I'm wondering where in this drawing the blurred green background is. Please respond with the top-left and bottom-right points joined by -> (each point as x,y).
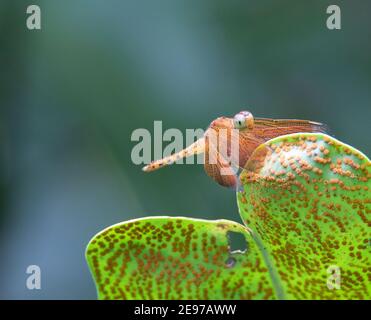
0,0 -> 370,299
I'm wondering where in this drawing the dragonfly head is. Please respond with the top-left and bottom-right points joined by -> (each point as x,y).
208,111 -> 254,132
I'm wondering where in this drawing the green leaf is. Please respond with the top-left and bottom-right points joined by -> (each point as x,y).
238,133 -> 370,299
86,217 -> 276,299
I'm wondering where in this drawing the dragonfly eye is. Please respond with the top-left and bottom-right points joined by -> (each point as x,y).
233,114 -> 246,129
233,111 -> 254,130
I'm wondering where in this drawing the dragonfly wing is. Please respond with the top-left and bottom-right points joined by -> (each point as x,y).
253,118 -> 329,141
237,130 -> 266,169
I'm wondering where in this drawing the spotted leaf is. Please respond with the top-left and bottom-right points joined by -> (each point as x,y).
86,217 -> 275,299
238,133 -> 370,299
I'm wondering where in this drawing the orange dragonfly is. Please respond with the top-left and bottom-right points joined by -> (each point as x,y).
142,111 -> 328,188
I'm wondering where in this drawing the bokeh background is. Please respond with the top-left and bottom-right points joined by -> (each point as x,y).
0,0 -> 370,299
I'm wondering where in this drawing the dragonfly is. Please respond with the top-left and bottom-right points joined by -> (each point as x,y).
142,111 -> 328,188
